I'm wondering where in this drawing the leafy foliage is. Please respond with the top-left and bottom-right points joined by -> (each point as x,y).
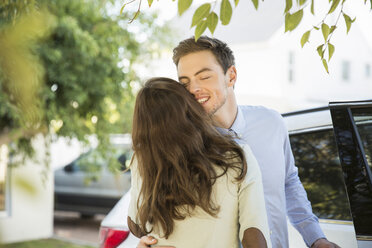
284,0 -> 358,73
0,0 -> 38,25
178,0 -> 193,16
285,9 -> 303,32
220,0 -> 232,26
120,0 -> 371,73
0,0 -> 173,169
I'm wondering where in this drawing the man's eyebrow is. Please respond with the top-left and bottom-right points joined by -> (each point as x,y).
178,68 -> 212,81
194,68 -> 212,76
178,76 -> 189,81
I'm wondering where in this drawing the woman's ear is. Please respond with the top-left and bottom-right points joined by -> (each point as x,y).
227,66 -> 237,87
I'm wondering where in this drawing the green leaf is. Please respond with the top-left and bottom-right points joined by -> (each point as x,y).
321,23 -> 330,41
191,3 -> 211,27
322,59 -> 329,73
207,12 -> 218,34
285,0 -> 293,13
128,10 -> 140,23
178,0 -> 193,16
285,9 -> 303,32
317,44 -> 324,59
234,0 -> 240,6
328,0 -> 340,14
311,0 -> 314,14
299,0 -> 306,6
195,20 -> 208,41
120,4 -> 126,15
328,43 -> 335,61
148,0 -> 153,7
343,13 -> 354,34
301,30 -> 311,47
313,25 -> 319,30
251,0 -> 259,10
220,0 -> 233,25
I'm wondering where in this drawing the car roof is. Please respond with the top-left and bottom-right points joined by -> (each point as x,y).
282,106 -> 333,133
110,134 -> 132,147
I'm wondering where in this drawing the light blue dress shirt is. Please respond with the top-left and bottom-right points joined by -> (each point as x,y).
224,105 -> 325,248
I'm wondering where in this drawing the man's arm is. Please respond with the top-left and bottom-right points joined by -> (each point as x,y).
242,227 -> 267,248
311,238 -> 341,248
281,118 -> 340,247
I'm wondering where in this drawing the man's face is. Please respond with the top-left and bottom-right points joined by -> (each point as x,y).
177,50 -> 235,116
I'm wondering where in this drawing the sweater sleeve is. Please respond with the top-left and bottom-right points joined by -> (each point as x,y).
238,144 -> 272,248
128,157 -> 141,224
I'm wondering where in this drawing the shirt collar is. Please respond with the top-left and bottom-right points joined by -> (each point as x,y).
215,106 -> 245,136
230,106 -> 245,134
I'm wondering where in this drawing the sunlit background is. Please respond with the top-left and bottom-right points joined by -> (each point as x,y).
142,0 -> 372,112
0,0 -> 371,246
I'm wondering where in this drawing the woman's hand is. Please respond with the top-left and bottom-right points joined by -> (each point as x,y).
136,236 -> 175,248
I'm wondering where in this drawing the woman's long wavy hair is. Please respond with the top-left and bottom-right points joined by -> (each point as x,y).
132,77 -> 247,238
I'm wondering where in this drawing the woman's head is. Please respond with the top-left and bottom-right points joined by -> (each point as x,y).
131,77 -> 247,238
132,77 -> 216,159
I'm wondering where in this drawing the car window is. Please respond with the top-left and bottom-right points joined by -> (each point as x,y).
330,103 -> 372,238
290,129 -> 352,221
352,109 -> 372,174
75,147 -> 132,173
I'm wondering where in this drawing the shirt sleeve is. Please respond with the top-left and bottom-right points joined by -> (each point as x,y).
239,145 -> 272,248
128,157 -> 141,225
282,119 -> 325,247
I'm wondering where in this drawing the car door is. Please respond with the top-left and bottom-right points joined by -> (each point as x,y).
286,110 -> 357,248
330,100 -> 372,248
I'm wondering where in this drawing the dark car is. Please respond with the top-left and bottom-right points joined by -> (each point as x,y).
54,134 -> 132,217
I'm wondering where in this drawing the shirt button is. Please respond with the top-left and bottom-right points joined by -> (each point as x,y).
270,230 -> 273,235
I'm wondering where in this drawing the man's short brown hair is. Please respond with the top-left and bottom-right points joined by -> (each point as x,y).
172,36 -> 235,74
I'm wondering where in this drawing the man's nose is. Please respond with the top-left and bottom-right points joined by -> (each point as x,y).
189,80 -> 201,94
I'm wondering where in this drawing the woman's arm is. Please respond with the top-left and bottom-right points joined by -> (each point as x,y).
238,145 -> 272,248
242,227 -> 267,248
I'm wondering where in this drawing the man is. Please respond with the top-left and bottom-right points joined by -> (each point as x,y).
136,36 -> 340,248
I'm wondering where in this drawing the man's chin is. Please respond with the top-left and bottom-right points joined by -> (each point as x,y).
207,108 -> 218,116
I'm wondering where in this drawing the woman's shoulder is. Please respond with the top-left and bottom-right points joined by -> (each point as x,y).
240,144 -> 262,184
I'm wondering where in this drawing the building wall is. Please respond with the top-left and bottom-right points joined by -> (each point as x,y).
271,4 -> 372,108
232,11 -> 372,112
0,135 -> 53,244
149,0 -> 372,113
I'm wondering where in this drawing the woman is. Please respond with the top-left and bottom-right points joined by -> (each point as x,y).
128,77 -> 271,248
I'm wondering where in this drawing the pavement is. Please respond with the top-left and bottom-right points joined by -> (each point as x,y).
53,211 -> 105,247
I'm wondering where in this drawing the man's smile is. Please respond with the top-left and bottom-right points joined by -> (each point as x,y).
196,96 -> 209,104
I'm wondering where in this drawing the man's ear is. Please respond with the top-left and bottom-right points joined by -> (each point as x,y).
227,65 -> 237,87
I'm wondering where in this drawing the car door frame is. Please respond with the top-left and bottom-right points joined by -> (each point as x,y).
330,100 -> 372,248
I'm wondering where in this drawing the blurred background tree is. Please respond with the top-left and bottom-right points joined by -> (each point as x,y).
0,0 -> 173,170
